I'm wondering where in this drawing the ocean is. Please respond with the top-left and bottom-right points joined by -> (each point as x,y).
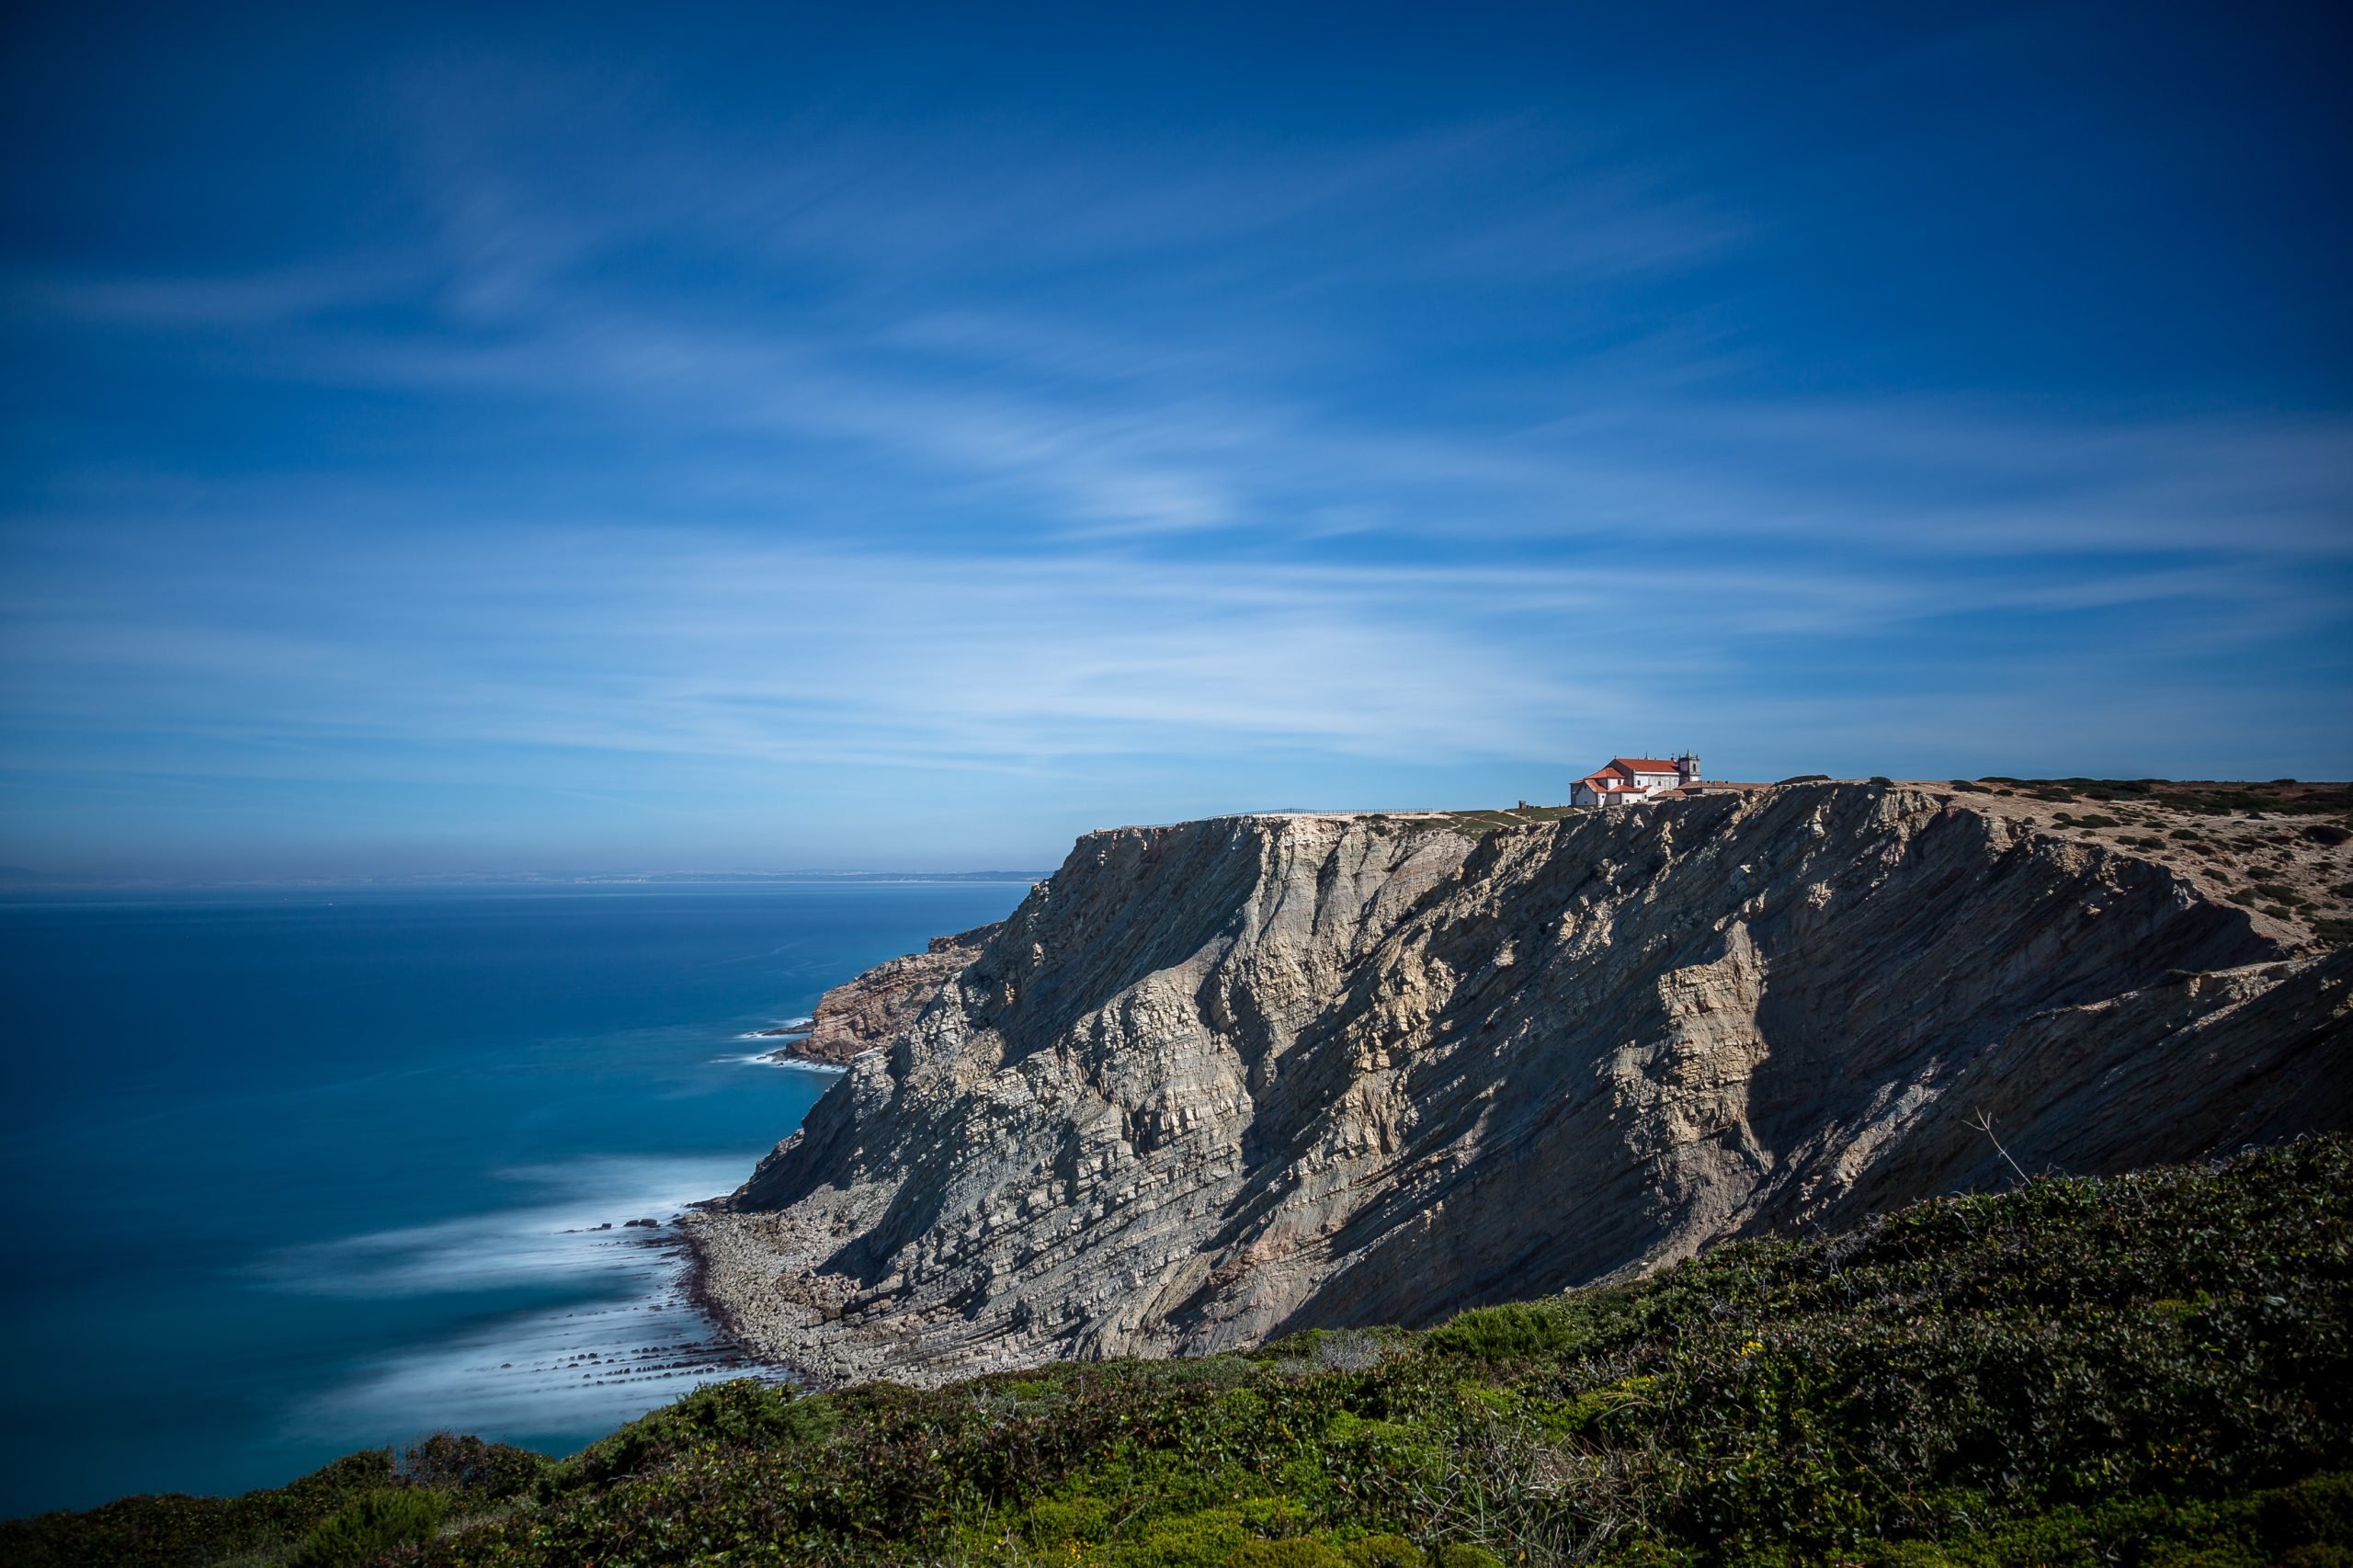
0,880 -> 1031,1519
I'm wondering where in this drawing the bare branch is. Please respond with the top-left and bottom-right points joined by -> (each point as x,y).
1968,1108 -> 2031,1187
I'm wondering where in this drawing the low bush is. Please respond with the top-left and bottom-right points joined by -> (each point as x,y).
540,1375 -> 835,1495
2,1450 -> 402,1568
395,1433 -> 543,1500
1421,1290 -> 1631,1362
294,1487 -> 449,1567
1433,1549 -> 1505,1568
1226,1541 -> 1347,1568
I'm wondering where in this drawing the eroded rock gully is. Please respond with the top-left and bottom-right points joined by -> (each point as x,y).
683,782 -> 2351,1385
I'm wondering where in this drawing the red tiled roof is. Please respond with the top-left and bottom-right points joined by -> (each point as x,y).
1609,757 -> 1684,773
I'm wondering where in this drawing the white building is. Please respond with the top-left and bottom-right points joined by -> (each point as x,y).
1572,755 -> 1701,808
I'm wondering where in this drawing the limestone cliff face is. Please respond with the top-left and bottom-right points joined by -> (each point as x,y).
688,784 -> 2351,1385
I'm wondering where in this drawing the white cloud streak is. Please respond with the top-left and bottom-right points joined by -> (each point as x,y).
3,52 -> 2347,870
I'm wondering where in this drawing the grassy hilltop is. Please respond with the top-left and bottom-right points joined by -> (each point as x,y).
11,1136 -> 2351,1568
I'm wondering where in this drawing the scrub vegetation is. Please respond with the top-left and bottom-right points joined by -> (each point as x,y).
9,1139 -> 2348,1567
1359,805 -> 1584,840
1975,777 -> 2353,818
1962,778 -> 2353,945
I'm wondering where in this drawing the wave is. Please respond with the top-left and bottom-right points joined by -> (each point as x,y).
260,1153 -> 792,1447
252,1153 -> 745,1299
734,1017 -> 814,1040
714,1051 -> 849,1074
288,1286 -> 788,1445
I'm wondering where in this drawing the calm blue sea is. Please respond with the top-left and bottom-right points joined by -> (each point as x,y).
0,881 -> 1030,1519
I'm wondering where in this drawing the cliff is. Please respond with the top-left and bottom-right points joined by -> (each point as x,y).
685,782 -> 2353,1385
763,922 -> 1004,1066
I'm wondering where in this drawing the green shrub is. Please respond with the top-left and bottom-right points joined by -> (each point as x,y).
293,1487 -> 449,1567
2262,1471 -> 2353,1553
1425,1290 -> 1630,1361
541,1377 -> 834,1494
394,1431 -> 545,1498
1023,1493 -> 1115,1545
1433,1547 -> 1506,1568
1226,1541 -> 1347,1568
1342,1534 -> 1427,1567
2049,808 -> 2128,830
1115,1506 -> 1253,1568
0,1449 -> 404,1568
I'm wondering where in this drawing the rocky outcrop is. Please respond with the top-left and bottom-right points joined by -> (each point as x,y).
763,922 -> 1004,1065
685,784 -> 2353,1386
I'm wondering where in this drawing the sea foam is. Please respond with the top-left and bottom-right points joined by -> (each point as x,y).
715,1050 -> 848,1073
267,1153 -> 787,1444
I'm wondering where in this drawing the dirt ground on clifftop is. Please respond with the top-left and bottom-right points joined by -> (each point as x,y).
1355,778 -> 2352,953
1917,778 -> 2352,951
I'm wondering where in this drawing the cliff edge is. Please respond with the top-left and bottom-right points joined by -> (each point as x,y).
685,781 -> 2352,1385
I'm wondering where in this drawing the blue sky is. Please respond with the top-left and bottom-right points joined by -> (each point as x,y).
4,2 -> 2348,879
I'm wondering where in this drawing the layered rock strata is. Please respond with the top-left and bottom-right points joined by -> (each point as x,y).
763,922 -> 1004,1065
686,783 -> 2352,1385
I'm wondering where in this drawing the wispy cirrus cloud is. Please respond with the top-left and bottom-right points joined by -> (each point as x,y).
3,509 -> 2338,792
4,14 -> 2347,874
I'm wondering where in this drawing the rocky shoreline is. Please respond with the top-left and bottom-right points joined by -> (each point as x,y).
665,1214 -> 815,1386
675,1199 -> 915,1387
